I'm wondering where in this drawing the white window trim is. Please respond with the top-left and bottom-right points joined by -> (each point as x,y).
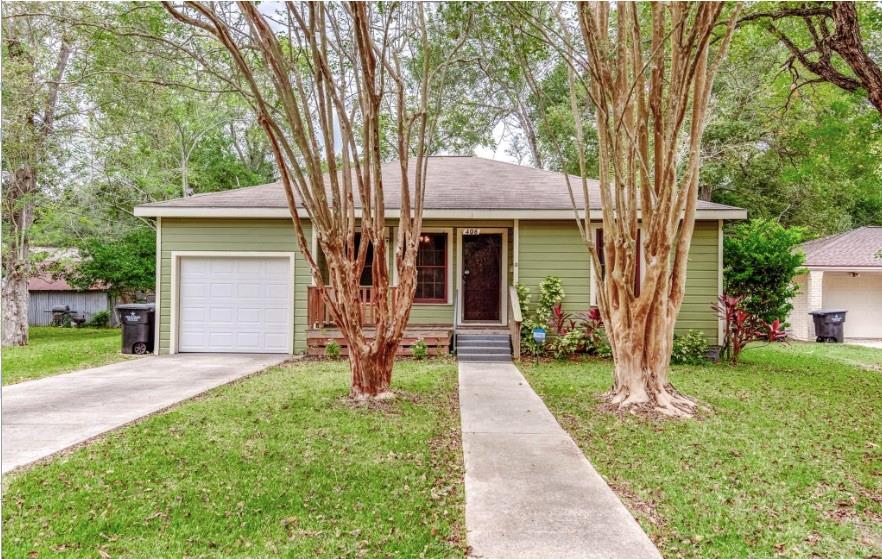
169,251 -> 296,355
456,227 -> 509,326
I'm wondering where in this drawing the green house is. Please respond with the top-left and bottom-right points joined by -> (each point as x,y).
134,156 -> 746,356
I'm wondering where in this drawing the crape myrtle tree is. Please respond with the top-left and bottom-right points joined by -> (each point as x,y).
524,2 -> 740,416
161,2 -> 465,399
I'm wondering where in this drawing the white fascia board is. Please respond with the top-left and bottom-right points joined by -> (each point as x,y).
134,206 -> 748,221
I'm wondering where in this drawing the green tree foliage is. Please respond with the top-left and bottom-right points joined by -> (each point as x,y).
69,228 -> 155,298
702,15 -> 882,235
724,219 -> 806,324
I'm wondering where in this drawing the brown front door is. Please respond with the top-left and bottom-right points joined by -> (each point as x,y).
462,233 -> 502,321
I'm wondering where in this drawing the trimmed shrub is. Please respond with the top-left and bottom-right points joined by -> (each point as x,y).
324,340 -> 341,360
724,219 -> 805,324
671,330 -> 709,365
411,338 -> 428,360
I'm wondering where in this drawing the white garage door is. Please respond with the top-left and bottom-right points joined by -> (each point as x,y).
823,272 -> 882,339
178,256 -> 292,353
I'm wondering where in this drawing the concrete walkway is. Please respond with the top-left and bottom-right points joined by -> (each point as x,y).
2,353 -> 287,474
459,361 -> 661,558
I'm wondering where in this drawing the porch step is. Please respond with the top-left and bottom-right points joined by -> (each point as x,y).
457,335 -> 511,344
457,353 -> 513,363
456,334 -> 512,362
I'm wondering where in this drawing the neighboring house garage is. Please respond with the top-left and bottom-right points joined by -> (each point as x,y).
789,227 -> 882,341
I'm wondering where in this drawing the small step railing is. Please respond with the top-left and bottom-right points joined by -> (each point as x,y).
507,285 -> 522,360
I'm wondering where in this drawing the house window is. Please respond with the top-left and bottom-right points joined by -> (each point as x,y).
595,229 -> 640,296
415,232 -> 447,303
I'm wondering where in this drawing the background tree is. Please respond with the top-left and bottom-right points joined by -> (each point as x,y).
161,1 -> 465,399
68,228 -> 156,301
1,3 -> 78,346
740,2 -> 882,115
724,219 -> 806,324
24,3 -> 275,297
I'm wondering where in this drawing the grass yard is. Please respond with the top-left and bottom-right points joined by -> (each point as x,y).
2,359 -> 465,558
520,343 -> 882,559
2,327 -> 131,385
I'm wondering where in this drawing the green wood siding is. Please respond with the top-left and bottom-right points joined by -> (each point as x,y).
158,219 -> 311,354
516,220 -> 721,344
157,217 -> 720,353
518,221 -> 591,315
677,221 -> 721,342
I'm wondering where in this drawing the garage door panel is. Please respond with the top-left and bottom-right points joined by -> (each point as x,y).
209,306 -> 235,321
181,282 -> 209,298
263,332 -> 289,352
264,308 -> 288,324
210,259 -> 236,273
264,259 -> 289,275
178,256 -> 292,353
237,307 -> 262,323
210,283 -> 235,298
265,286 -> 289,302
236,282 -> 263,298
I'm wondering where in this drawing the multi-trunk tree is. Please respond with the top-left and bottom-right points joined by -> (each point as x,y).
525,2 -> 740,416
162,2 -> 461,399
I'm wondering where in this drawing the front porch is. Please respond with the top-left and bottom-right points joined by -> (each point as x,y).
305,284 -> 522,359
302,224 -> 536,359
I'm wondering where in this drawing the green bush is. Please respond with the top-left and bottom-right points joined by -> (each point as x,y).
536,276 -> 565,326
84,310 -> 111,328
595,331 -> 613,359
411,338 -> 428,360
671,330 -> 709,365
724,219 -> 805,323
518,276 -> 566,357
550,330 -> 585,360
324,340 -> 341,360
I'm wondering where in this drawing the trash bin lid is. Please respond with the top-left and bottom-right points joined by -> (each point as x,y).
116,303 -> 156,311
808,309 -> 847,315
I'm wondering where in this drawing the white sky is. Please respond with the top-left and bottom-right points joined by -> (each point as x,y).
473,122 -> 519,163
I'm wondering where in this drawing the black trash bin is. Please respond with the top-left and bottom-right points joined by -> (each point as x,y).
117,303 -> 155,354
808,309 -> 847,343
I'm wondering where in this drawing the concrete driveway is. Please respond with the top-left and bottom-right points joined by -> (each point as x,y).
2,353 -> 288,474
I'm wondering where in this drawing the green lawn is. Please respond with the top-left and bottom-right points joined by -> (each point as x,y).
2,327 -> 131,385
520,343 -> 882,559
2,359 -> 465,558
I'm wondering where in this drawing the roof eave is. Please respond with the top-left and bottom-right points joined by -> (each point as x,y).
134,206 -> 748,220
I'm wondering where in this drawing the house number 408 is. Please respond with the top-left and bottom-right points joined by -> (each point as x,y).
462,228 -> 480,235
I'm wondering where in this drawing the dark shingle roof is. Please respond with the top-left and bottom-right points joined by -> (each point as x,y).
137,156 -> 742,212
799,226 -> 882,268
